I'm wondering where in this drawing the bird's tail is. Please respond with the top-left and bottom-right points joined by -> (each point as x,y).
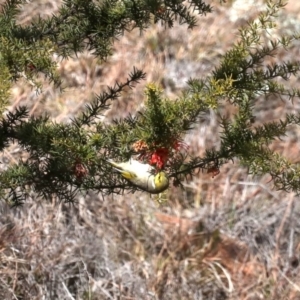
106,159 -> 135,180
106,159 -> 121,170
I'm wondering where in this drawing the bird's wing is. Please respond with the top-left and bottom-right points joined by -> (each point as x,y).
107,159 -> 153,179
120,170 -> 137,180
107,159 -> 138,179
129,159 -> 153,170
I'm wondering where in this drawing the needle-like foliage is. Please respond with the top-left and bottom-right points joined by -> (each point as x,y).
1,0 -> 300,205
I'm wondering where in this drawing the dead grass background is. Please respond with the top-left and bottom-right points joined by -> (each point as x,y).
1,0 -> 300,299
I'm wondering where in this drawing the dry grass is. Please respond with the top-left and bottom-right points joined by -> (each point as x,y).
1,0 -> 300,299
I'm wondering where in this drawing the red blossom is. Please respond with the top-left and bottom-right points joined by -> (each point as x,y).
72,158 -> 88,181
173,140 -> 189,151
135,138 -> 188,169
207,166 -> 220,178
149,148 -> 169,169
27,63 -> 36,71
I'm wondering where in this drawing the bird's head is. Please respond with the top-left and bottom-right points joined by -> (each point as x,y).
154,171 -> 169,192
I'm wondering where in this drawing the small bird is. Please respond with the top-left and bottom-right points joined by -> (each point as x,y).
107,159 -> 169,194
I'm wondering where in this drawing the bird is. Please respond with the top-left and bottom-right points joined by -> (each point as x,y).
107,158 -> 169,194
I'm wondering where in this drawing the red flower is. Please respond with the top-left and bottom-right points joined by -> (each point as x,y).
173,140 -> 189,151
149,148 -> 169,169
207,166 -> 220,178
